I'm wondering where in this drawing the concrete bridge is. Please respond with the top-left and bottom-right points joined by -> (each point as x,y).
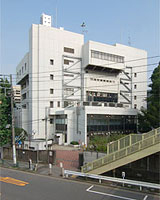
81,128 -> 160,174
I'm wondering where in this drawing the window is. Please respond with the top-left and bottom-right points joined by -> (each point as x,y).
22,104 -> 26,109
25,63 -> 26,70
134,73 -> 137,77
50,89 -> 54,94
91,50 -> 124,63
64,73 -> 74,77
57,101 -> 60,107
64,59 -> 74,65
50,101 -> 54,108
64,47 -> 74,54
50,119 -> 54,124
22,93 -> 26,100
134,104 -> 137,109
134,85 -> 137,89
22,67 -> 24,74
50,59 -> 54,65
50,74 -> 54,80
134,96 -> 137,100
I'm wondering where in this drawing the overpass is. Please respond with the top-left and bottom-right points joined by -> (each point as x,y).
81,128 -> 160,174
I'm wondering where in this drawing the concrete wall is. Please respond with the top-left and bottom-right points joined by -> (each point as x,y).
83,151 -> 106,165
104,152 -> 160,184
3,147 -> 56,164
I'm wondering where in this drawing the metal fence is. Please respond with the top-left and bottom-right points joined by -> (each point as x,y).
64,170 -> 160,190
82,128 -> 160,173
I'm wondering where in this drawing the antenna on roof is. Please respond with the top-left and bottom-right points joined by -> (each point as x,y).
128,32 -> 131,46
81,22 -> 88,35
55,6 -> 58,27
55,0 -> 59,28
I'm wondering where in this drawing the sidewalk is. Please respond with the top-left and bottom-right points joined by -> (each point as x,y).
0,159 -> 62,178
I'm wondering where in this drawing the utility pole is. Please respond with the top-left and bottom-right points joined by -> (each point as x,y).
10,74 -> 17,166
45,107 -> 48,150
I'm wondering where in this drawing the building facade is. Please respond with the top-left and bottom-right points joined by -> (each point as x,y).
16,14 -> 147,147
13,85 -> 21,105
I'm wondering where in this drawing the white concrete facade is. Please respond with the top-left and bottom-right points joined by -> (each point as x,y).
16,14 -> 147,147
13,85 -> 21,105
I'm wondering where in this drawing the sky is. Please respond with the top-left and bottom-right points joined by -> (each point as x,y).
0,0 -> 160,82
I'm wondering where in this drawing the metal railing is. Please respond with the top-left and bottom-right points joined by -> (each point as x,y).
82,128 -> 160,173
64,170 -> 160,190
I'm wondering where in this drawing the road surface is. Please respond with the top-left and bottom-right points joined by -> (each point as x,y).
0,168 -> 159,200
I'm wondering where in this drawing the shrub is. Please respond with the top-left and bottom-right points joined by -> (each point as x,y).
88,134 -> 127,152
70,141 -> 79,145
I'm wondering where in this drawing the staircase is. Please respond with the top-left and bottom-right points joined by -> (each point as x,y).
81,128 -> 160,174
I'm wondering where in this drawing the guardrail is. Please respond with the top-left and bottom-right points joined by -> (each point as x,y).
82,128 -> 160,173
64,170 -> 160,190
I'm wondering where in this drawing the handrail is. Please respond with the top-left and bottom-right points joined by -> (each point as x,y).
64,170 -> 160,190
106,128 -> 159,155
82,128 -> 160,173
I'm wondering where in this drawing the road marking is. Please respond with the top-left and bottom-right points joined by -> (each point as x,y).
86,185 -> 137,200
86,185 -> 94,191
0,177 -> 29,186
143,195 -> 148,200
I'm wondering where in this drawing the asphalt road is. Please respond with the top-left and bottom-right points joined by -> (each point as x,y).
0,168 -> 159,200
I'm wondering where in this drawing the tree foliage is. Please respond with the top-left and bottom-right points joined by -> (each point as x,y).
0,78 -> 12,146
0,78 -> 27,146
138,63 -> 160,132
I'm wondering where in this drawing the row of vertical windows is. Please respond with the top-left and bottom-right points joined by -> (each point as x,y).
90,78 -> 115,83
91,50 -> 124,63
87,91 -> 118,103
50,101 -> 60,108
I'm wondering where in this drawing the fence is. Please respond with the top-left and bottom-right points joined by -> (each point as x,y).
64,170 -> 160,190
82,128 -> 160,173
2,147 -> 56,164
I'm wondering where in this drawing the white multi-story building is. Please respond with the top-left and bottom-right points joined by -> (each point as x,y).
16,14 -> 147,147
13,85 -> 21,105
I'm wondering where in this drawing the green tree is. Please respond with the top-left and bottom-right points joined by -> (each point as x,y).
0,78 -> 12,146
138,63 -> 160,132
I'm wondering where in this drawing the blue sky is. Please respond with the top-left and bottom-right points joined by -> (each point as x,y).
0,0 -> 159,81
